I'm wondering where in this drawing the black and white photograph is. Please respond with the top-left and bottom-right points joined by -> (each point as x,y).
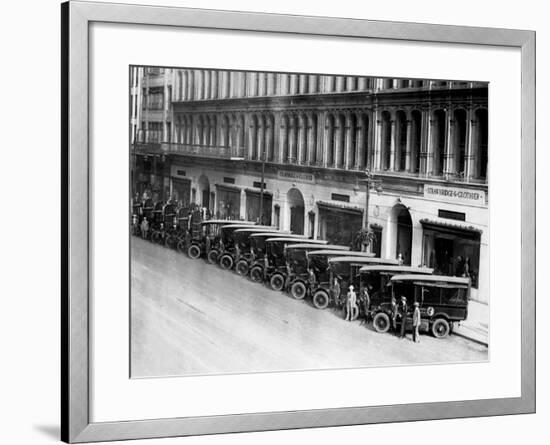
130,67 -> 489,378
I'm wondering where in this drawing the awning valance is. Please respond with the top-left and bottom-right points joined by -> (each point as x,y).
215,183 -> 242,193
317,200 -> 364,215
420,217 -> 483,236
244,188 -> 273,196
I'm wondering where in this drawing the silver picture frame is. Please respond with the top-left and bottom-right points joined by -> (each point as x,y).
61,1 -> 536,442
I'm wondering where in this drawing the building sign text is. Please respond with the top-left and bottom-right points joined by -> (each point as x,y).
424,185 -> 486,205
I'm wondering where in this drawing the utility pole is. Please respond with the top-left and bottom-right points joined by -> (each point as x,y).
360,169 -> 382,250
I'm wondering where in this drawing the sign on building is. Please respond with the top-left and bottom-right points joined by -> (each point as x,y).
277,170 -> 315,184
424,184 -> 486,206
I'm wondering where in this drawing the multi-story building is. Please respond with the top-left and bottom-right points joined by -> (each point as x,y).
130,67 -> 488,302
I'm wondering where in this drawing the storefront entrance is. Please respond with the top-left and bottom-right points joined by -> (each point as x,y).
216,185 -> 241,220
171,178 -> 191,206
198,174 -> 211,211
245,191 -> 272,225
318,205 -> 362,247
389,204 -> 412,265
421,221 -> 481,288
287,188 -> 305,235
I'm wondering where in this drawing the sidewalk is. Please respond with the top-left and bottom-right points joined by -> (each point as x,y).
452,299 -> 489,347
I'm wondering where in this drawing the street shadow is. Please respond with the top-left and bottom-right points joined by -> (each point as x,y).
34,424 -> 59,440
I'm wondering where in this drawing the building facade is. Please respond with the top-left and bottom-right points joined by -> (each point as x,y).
130,67 -> 489,302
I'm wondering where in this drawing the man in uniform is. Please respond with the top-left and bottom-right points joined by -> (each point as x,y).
345,285 -> 357,321
412,301 -> 421,343
398,296 -> 408,339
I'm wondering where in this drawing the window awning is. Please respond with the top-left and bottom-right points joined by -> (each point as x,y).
420,217 -> 483,236
317,200 -> 364,215
244,188 -> 273,196
215,183 -> 242,192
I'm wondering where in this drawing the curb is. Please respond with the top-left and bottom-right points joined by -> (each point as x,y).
452,330 -> 488,347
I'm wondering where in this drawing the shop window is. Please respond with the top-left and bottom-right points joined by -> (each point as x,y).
318,207 -> 362,247
308,211 -> 316,239
217,188 -> 241,220
246,191 -> 272,225
422,227 -> 480,288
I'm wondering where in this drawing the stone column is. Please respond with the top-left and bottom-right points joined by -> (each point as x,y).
289,75 -> 299,95
316,112 -> 325,166
421,109 -> 432,176
373,109 -> 383,170
257,116 -> 265,161
297,115 -> 307,163
465,109 -> 478,179
336,76 -> 345,92
210,70 -> 218,99
323,114 -> 332,167
204,70 -> 210,99
278,114 -> 287,163
357,77 -> 368,90
389,115 -> 397,171
334,117 -> 343,168
266,116 -> 273,161
267,74 -> 276,95
248,115 -> 257,160
299,75 -> 308,94
405,118 -> 413,172
309,75 -> 318,93
444,111 -> 455,175
307,113 -> 317,164
288,115 -> 297,161
344,113 -> 354,169
355,113 -> 365,169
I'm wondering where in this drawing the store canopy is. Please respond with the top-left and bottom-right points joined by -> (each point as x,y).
317,200 -> 364,214
420,217 -> 483,236
215,183 -> 242,192
244,187 -> 273,196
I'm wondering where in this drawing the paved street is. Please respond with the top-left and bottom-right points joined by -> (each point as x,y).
131,238 -> 488,378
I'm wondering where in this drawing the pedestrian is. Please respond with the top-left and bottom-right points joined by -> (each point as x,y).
397,253 -> 404,266
332,278 -> 341,308
390,296 -> 398,332
140,217 -> 149,240
345,285 -> 357,321
308,267 -> 316,286
412,301 -> 421,343
362,284 -> 372,322
398,296 -> 408,339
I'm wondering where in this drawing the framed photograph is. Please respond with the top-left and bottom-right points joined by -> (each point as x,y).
62,1 -> 535,442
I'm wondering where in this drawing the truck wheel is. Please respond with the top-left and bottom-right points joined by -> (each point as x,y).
290,281 -> 307,300
176,240 -> 187,254
235,260 -> 249,276
250,266 -> 263,283
270,274 -> 285,291
220,254 -> 234,270
151,232 -> 162,244
312,290 -> 330,309
431,318 -> 450,338
373,312 -> 391,333
187,244 -> 201,259
207,249 -> 219,264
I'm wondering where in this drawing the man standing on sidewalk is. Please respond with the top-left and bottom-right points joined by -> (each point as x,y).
398,296 -> 408,339
412,302 -> 421,343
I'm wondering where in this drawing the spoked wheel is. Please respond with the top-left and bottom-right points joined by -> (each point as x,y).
431,318 -> 450,338
207,249 -> 219,264
249,266 -> 264,283
235,260 -> 249,276
187,244 -> 201,259
312,290 -> 330,309
373,312 -> 391,333
290,281 -> 307,300
269,274 -> 285,291
220,254 -> 234,270
176,240 -> 187,254
165,235 -> 177,249
151,231 -> 163,245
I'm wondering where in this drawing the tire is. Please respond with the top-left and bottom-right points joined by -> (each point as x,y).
165,235 -> 176,249
187,244 -> 201,259
431,318 -> 450,338
220,254 -> 234,270
235,260 -> 249,276
151,232 -> 163,244
270,274 -> 285,291
373,312 -> 391,333
176,240 -> 187,254
250,266 -> 263,283
312,290 -> 330,309
290,281 -> 307,300
207,249 -> 219,264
